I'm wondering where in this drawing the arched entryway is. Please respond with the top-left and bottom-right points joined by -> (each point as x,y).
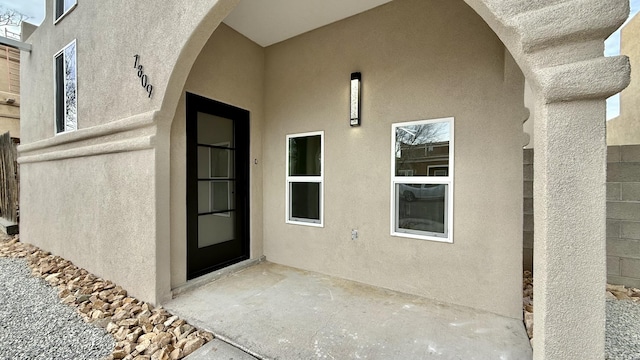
156,1 -> 631,358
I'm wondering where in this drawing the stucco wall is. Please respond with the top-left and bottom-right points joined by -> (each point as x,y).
19,0 -> 228,144
523,148 -> 533,271
20,149 -> 159,301
169,23 -> 265,288
16,0 -> 630,356
15,0 -> 235,304
262,0 -> 525,319
608,14 -> 640,145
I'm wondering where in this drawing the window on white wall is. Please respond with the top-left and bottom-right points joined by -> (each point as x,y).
391,118 -> 453,242
54,40 -> 77,134
55,0 -> 77,22
286,131 -> 324,226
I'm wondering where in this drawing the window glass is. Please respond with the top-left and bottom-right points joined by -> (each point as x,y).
289,135 -> 321,176
54,40 -> 77,134
396,184 -> 447,236
392,118 -> 453,242
395,121 -> 450,177
55,0 -> 77,21
290,182 -> 321,221
286,132 -> 323,226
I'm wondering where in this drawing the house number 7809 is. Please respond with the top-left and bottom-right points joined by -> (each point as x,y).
133,55 -> 153,98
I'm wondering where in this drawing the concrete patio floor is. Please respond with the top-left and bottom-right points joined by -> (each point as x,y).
165,262 -> 532,360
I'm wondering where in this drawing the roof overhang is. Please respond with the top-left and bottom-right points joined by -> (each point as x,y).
0,36 -> 31,52
222,0 -> 393,47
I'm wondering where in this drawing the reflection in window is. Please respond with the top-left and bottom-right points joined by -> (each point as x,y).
397,184 -> 447,235
392,118 -> 453,242
286,132 -> 323,226
54,40 -> 77,134
395,121 -> 449,177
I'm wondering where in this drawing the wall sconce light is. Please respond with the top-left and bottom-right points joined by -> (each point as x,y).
350,72 -> 361,126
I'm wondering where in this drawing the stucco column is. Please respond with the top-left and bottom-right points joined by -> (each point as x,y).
528,48 -> 629,360
459,0 -> 632,357
532,98 -> 608,359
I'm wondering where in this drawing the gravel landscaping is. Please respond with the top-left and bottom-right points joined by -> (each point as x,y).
523,270 -> 640,360
0,257 -> 114,360
606,299 -> 640,360
0,236 -> 213,360
1,234 -> 639,359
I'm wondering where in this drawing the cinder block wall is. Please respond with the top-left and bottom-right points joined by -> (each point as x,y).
523,145 -> 640,289
607,145 -> 640,288
523,149 -> 534,272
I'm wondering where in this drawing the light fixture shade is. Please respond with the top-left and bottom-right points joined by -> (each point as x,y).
350,72 -> 361,126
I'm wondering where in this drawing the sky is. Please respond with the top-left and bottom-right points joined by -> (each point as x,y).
0,0 -> 45,37
0,0 -> 638,119
605,0 -> 640,120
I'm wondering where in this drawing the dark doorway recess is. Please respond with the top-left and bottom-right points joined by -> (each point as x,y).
186,93 -> 250,280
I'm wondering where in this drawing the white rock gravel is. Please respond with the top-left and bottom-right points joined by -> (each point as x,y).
606,299 -> 640,360
0,257 -> 115,360
524,272 -> 640,360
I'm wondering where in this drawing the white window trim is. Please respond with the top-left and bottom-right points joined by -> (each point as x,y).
53,39 -> 78,135
54,0 -> 78,24
286,131 -> 324,227
390,117 -> 454,243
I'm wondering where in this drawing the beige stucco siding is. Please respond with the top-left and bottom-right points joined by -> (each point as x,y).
262,0 -> 525,318
20,149 -> 159,301
170,23 -> 265,288
20,0 -> 230,144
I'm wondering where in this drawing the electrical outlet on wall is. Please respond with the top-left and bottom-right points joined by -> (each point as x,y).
351,229 -> 358,240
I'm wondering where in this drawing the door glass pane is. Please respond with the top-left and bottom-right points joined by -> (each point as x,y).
211,181 -> 232,213
396,183 -> 447,236
198,212 -> 235,248
197,113 -> 234,146
289,135 -> 321,176
290,182 -> 320,221
211,147 -> 233,178
197,146 -> 210,179
395,121 -> 450,177
196,110 -> 238,247
198,181 -> 210,213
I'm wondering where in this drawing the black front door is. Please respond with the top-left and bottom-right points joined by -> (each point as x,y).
186,93 -> 250,279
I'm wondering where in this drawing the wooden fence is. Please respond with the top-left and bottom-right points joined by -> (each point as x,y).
0,132 -> 18,224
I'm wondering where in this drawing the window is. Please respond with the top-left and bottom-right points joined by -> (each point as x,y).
54,40 -> 77,134
391,118 -> 453,242
55,0 -> 77,23
286,131 -> 324,226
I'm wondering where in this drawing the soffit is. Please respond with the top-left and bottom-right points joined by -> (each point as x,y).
222,0 -> 393,47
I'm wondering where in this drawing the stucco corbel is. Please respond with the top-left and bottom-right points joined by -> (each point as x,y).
510,0 -> 629,54
534,55 -> 630,104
